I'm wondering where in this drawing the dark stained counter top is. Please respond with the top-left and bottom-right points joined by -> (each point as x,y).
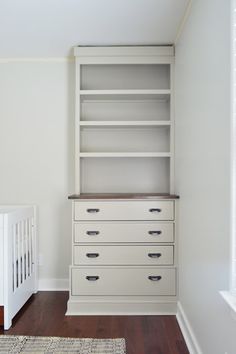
68,193 -> 180,200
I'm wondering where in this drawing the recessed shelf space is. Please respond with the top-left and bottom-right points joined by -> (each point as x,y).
80,126 -> 170,153
81,99 -> 170,122
75,49 -> 174,195
80,157 -> 170,194
81,64 -> 170,90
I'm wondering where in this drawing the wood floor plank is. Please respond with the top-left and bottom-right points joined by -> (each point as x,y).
162,316 -> 189,354
0,306 -> 4,326
0,292 -> 189,354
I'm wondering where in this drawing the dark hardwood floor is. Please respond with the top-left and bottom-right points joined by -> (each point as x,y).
0,292 -> 189,354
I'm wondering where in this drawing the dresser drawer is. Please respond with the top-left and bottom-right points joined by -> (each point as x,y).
74,222 -> 174,243
74,201 -> 174,221
74,245 -> 174,266
71,267 -> 176,296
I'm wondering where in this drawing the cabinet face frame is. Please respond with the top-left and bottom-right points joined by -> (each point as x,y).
74,46 -> 175,195
75,59 -> 81,194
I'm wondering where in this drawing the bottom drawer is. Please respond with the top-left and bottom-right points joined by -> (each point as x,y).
71,267 -> 176,296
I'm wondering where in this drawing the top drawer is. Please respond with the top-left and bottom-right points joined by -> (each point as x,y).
74,200 -> 174,221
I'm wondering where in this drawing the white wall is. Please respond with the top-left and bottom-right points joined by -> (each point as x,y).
175,0 -> 236,353
0,0 -> 189,57
0,60 -> 74,288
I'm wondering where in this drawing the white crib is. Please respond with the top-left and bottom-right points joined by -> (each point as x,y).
0,205 -> 37,330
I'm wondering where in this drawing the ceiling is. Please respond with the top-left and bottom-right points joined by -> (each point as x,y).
0,0 -> 190,57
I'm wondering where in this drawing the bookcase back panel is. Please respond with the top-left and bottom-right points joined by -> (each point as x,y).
80,157 -> 170,193
81,99 -> 170,122
81,64 -> 170,90
80,127 -> 170,153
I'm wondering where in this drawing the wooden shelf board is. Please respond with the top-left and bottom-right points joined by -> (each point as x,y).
80,121 -> 171,127
79,152 -> 171,158
80,89 -> 170,95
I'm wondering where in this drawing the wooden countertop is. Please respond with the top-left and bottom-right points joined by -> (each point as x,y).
68,193 -> 179,200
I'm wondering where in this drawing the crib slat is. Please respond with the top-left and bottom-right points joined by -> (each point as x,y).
13,224 -> 17,292
17,222 -> 21,287
22,220 -> 25,283
28,218 -> 31,278
25,219 -> 29,278
25,219 -> 27,280
29,219 -> 32,276
31,217 -> 34,275
20,221 -> 23,284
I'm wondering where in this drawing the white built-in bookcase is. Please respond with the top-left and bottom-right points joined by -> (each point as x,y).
74,46 -> 174,195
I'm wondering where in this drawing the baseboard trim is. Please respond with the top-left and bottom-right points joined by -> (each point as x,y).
38,278 -> 69,291
176,302 -> 202,354
67,299 -> 177,315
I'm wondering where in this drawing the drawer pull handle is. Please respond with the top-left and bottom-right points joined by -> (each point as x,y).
148,230 -> 162,235
86,253 -> 99,258
86,231 -> 100,236
149,208 -> 162,213
148,276 -> 162,281
148,253 -> 162,258
86,276 -> 99,281
87,208 -> 100,213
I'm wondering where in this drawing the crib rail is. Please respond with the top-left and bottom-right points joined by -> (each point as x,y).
3,206 -> 37,330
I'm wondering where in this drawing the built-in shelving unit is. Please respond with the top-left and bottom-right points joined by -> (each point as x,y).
74,46 -> 174,195
67,46 -> 178,316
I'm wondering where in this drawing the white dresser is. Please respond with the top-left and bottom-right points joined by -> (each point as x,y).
67,194 -> 178,314
67,46 -> 179,315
